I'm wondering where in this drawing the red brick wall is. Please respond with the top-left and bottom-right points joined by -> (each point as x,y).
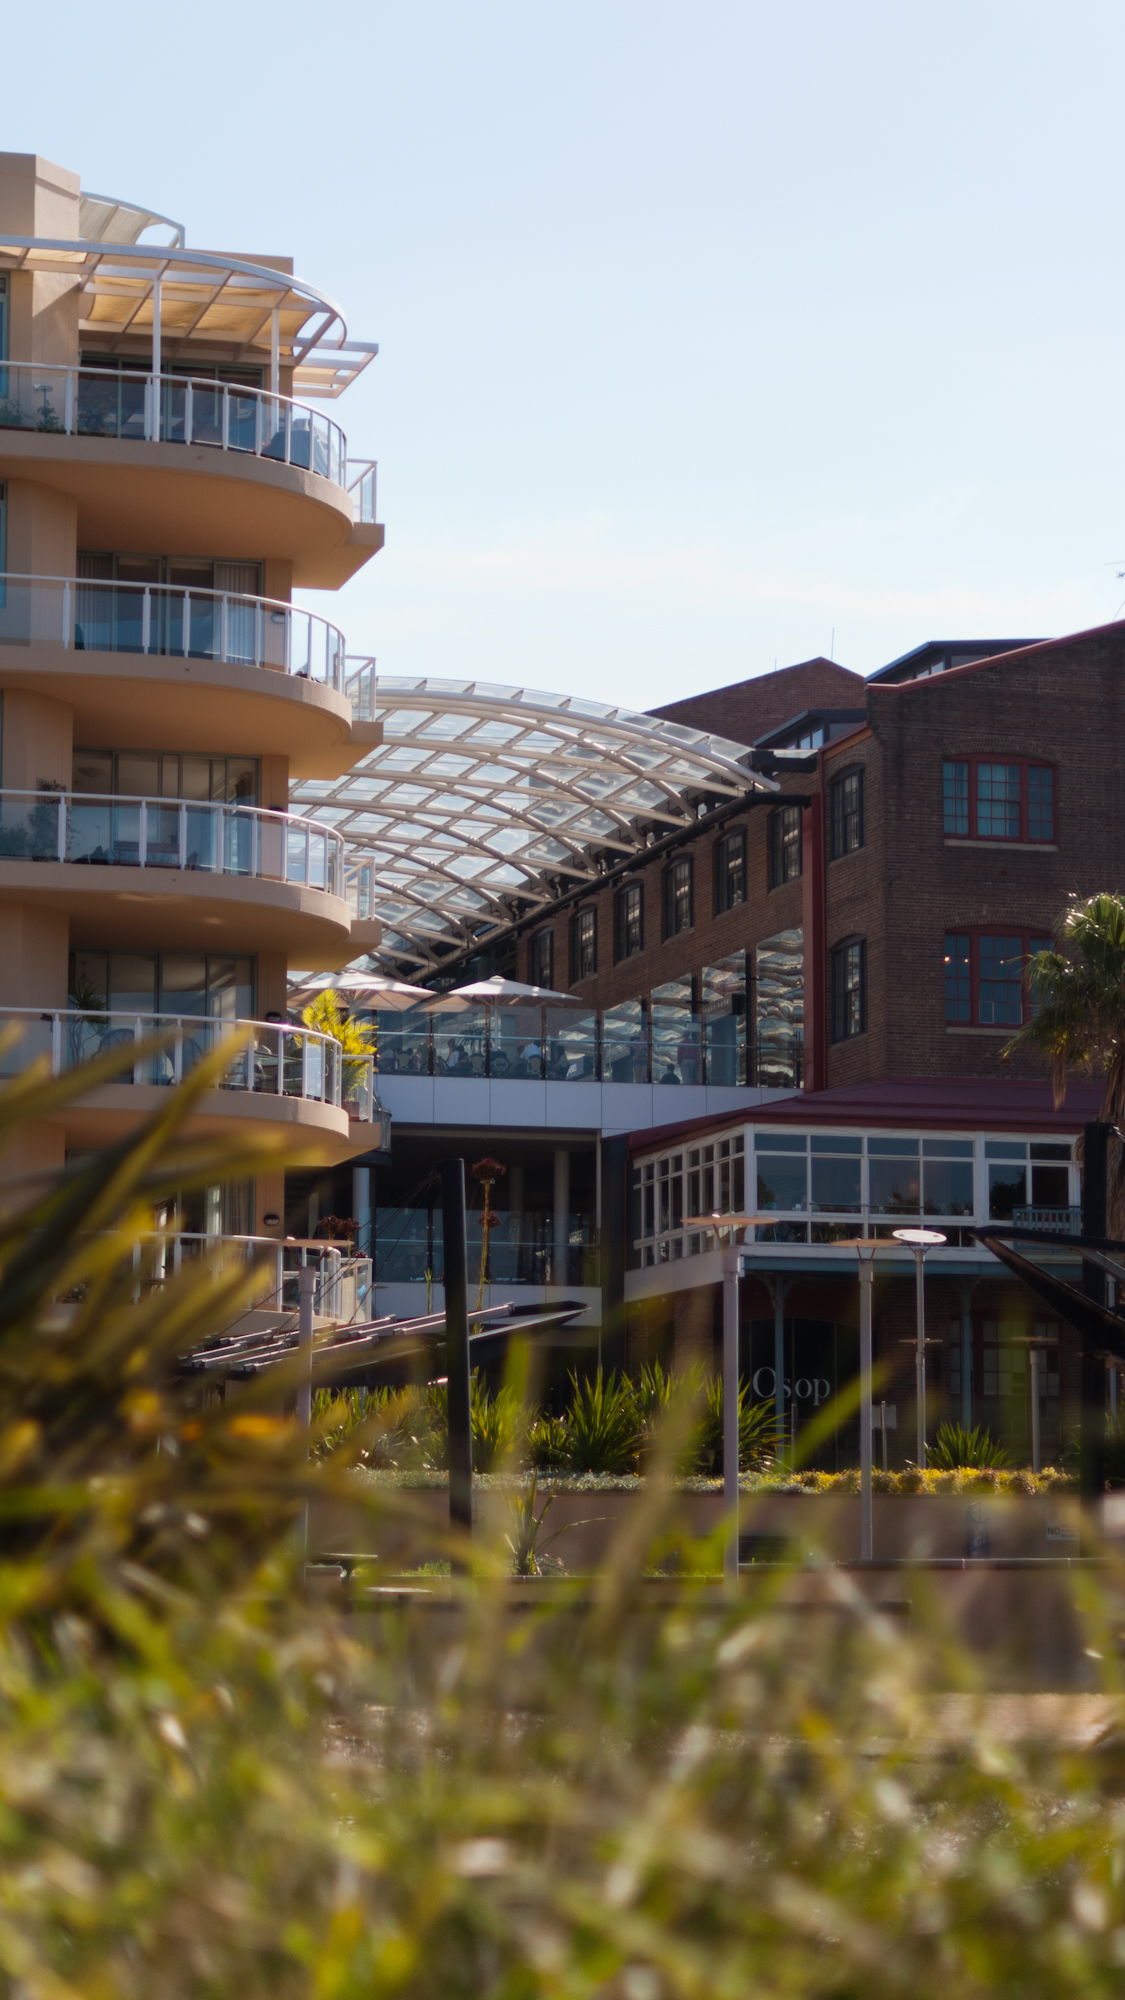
650,657 -> 865,744
821,625 -> 1125,1087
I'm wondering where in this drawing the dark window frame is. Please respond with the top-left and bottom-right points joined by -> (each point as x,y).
663,856 -> 694,940
830,936 -> 866,1042
714,826 -> 747,913
767,804 -> 802,889
615,882 -> 644,962
942,756 -> 1056,844
943,928 -> 1051,1028
570,906 -> 597,982
829,767 -> 865,860
529,927 -> 554,989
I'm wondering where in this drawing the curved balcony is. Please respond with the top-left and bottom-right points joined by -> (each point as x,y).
0,572 -> 344,682
0,789 -> 344,892
0,1008 -> 382,1162
0,362 -> 360,495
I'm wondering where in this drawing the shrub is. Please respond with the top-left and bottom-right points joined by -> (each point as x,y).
561,1367 -> 643,1473
929,1420 -> 1013,1469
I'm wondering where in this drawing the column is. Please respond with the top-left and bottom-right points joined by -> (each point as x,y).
553,1147 -> 570,1287
352,1165 -> 372,1256
508,1163 -> 524,1281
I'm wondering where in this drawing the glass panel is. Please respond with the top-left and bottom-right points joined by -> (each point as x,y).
1028,765 -> 1054,841
546,1006 -> 597,1080
602,1001 -> 648,1083
756,1154 -> 808,1211
116,752 -> 159,797
868,1137 -> 919,1156
810,1153 -> 861,1212
985,1140 -> 1026,1159
988,1164 -> 1026,1219
868,1157 -> 921,1213
185,804 -> 220,871
434,1006 -> 487,1077
755,928 -> 803,1088
976,764 -> 1020,839
923,1159 -> 974,1215
754,1131 -> 806,1152
651,982 -> 701,1085
145,801 -> 182,868
179,756 -> 212,801
108,953 -> 156,1012
72,749 -> 113,794
942,760 -> 968,836
489,1004 -> 544,1079
159,954 -> 208,1016
922,1136 -> 974,1157
374,1007 -> 431,1075
978,935 -> 1025,1025
702,955 -> 747,1085
1030,1164 -> 1069,1206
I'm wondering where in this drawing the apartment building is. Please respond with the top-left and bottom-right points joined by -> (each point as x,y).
0,151 -> 384,1238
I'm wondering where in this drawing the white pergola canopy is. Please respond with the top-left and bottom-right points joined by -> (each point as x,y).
292,675 -> 776,975
0,209 -> 376,398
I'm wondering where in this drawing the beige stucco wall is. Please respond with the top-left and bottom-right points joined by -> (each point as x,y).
0,688 -> 73,789
0,155 -> 83,369
0,904 -> 69,1008
3,479 -> 78,576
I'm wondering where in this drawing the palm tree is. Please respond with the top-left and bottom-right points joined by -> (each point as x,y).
1006,892 -> 1125,1231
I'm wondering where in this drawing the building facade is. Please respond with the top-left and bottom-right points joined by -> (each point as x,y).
0,152 -> 384,1235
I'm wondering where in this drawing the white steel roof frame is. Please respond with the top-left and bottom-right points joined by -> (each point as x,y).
0,234 -> 377,397
295,674 -> 776,970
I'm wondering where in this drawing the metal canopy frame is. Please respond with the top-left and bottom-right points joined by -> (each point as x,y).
0,232 -> 376,397
78,191 -> 186,249
970,1224 -> 1125,1363
295,673 -> 777,974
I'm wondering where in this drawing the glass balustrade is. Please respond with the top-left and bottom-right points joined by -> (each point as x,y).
365,1001 -> 799,1089
0,362 -> 357,494
0,790 -> 342,893
0,1008 -> 377,1121
0,575 -> 345,686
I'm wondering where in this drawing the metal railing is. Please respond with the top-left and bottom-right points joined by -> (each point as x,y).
0,1007 -> 379,1121
0,789 -> 345,894
0,362 -> 376,515
1012,1206 -> 1083,1235
0,573 -> 346,687
346,654 -> 376,721
133,1233 -> 373,1322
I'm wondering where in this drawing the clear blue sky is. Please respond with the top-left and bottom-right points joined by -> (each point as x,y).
6,2 -> 1125,706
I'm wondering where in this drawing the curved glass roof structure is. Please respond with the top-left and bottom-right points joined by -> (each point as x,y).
292,673 -> 776,974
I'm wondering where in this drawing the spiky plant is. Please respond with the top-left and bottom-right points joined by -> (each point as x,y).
561,1368 -> 643,1474
928,1420 -> 1013,1470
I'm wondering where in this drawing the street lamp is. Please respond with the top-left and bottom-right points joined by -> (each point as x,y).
892,1227 -> 947,1467
710,1214 -> 781,1593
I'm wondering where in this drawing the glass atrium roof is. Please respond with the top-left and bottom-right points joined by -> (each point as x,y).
291,674 -> 776,974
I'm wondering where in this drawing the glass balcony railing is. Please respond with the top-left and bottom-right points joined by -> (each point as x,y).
0,574 -> 346,687
362,1003 -> 799,1090
0,1008 -> 379,1122
0,363 -> 375,515
371,1222 -> 597,1288
0,789 -> 345,895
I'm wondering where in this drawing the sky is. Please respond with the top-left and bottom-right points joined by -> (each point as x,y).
5,1 -> 1125,708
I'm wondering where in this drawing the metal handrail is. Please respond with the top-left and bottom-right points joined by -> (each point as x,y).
0,361 -> 375,510
0,1005 -> 378,1119
0,787 -> 345,894
0,573 -> 346,687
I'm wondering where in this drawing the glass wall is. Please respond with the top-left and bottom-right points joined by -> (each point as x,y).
702,954 -> 748,1085
755,929 -> 803,1088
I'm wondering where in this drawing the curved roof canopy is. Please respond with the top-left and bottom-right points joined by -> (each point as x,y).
79,191 -> 186,249
292,674 -> 776,975
0,230 -> 375,398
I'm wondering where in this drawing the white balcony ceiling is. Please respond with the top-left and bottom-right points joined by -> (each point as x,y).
291,675 -> 775,974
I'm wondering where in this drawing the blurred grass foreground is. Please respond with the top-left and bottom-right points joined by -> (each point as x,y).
3,1038 -> 1125,1996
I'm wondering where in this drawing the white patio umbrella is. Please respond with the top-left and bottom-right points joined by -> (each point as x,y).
432,975 -> 587,1011
288,969 -> 436,1012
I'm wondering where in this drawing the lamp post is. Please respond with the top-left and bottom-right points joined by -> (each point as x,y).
710,1215 -> 777,1594
892,1227 -> 947,1468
